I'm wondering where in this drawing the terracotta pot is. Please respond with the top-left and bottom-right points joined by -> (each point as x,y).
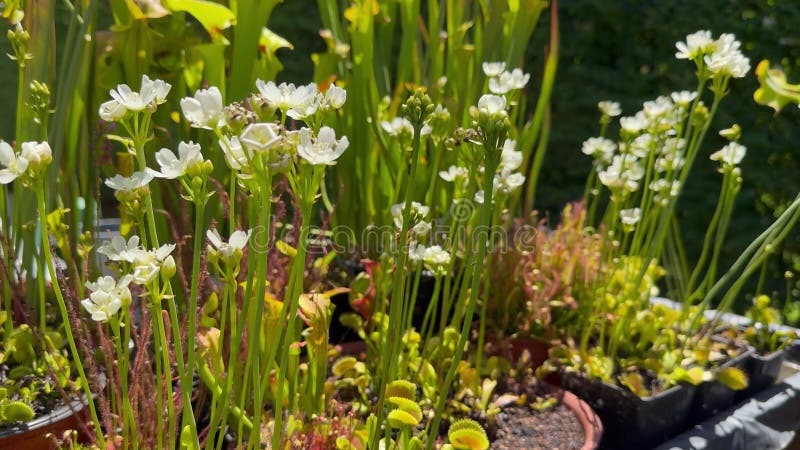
551,386 -> 603,450
0,398 -> 89,450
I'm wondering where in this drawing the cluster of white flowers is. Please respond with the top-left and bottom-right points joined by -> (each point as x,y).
84,236 -> 178,321
97,235 -> 176,285
409,243 -> 451,276
587,93 -> 692,203
82,275 -> 133,322
675,31 -> 750,79
483,62 -> 530,95
99,75 -> 172,122
253,80 -> 346,121
0,141 -> 52,184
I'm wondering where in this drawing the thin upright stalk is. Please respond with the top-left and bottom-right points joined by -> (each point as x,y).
37,179 -> 104,446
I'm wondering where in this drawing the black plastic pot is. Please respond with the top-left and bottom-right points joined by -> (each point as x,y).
736,348 -> 786,402
561,372 -> 696,450
689,346 -> 752,423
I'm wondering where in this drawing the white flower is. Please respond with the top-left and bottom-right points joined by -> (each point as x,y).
422,245 -> 451,275
323,85 -> 347,110
109,75 -> 171,112
598,155 -> 644,192
180,86 -> 224,129
620,208 -> 641,226
154,141 -> 205,179
104,170 -> 155,194
710,142 -> 746,167
82,275 -> 133,322
581,137 -> 617,161
620,114 -> 647,134
0,141 -> 28,184
20,141 -> 52,169
219,136 -> 249,171
704,33 -> 750,79
482,62 -> 506,77
409,243 -> 426,262
628,134 -> 653,158
207,228 -> 251,262
296,126 -> 349,166
474,190 -> 484,204
495,170 -> 525,194
411,221 -> 431,238
598,101 -> 621,117
99,100 -> 128,122
97,235 -> 141,262
439,165 -> 469,182
128,244 -> 176,285
670,91 -> 697,107
477,94 -> 507,115
500,139 -> 523,171
255,80 -> 320,116
391,201 -> 429,229
381,117 -> 414,138
240,123 -> 280,152
489,68 -> 530,94
675,30 -> 714,60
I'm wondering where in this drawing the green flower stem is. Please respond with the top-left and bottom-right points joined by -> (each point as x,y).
36,179 -> 105,446
425,145 -> 500,450
204,273 -> 234,450
684,170 -> 732,303
185,194 -> 206,436
373,123 -> 423,443
245,169 -> 273,449
235,197 -> 258,450
111,316 -> 137,449
131,117 -> 199,449
197,359 -> 253,434
689,193 -> 800,335
149,293 -> 176,447
272,165 -> 323,448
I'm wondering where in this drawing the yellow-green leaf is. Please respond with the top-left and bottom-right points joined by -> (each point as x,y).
717,367 -> 748,391
165,0 -> 235,38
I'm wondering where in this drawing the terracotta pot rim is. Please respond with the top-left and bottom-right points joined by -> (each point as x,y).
546,384 -> 603,450
0,397 -> 86,441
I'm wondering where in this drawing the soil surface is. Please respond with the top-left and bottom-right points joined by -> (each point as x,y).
492,402 -> 584,450
487,376 -> 585,450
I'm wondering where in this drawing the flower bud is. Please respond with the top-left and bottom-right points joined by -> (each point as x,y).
719,124 -> 741,142
161,255 -> 177,281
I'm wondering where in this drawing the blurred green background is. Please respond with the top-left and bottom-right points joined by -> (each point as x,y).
1,0 -> 798,309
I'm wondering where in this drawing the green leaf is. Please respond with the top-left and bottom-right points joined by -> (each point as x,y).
717,367 -> 748,391
387,409 -> 418,428
3,401 -> 34,422
165,0 -> 235,39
